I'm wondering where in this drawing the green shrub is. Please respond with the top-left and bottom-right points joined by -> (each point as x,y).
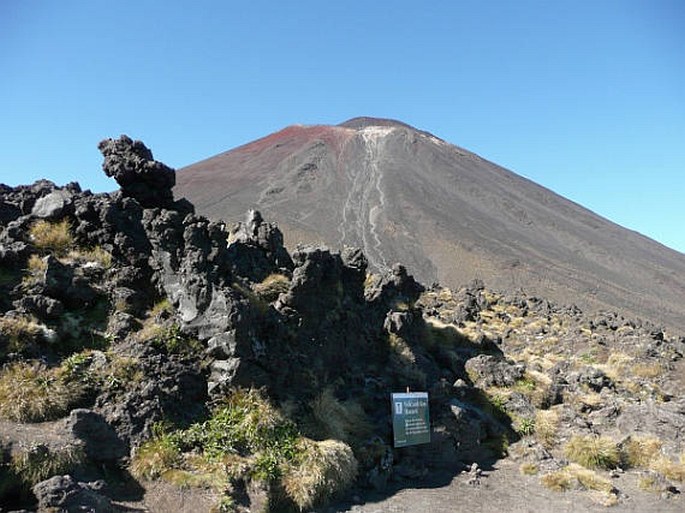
131,435 -> 182,481
179,389 -> 300,481
148,324 -> 203,355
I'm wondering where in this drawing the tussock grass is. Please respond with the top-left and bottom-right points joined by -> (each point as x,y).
541,464 -> 615,494
0,314 -> 45,355
23,254 -> 47,287
651,456 -> 685,482
29,219 -> 74,255
622,435 -> 662,469
252,273 -> 290,303
12,443 -> 85,486
308,388 -> 372,444
282,438 -> 358,511
129,389 -> 363,510
0,361 -> 84,422
388,333 -> 416,364
519,462 -> 538,475
633,363 -> 662,379
131,435 -> 182,481
564,435 -> 620,470
67,245 -> 113,268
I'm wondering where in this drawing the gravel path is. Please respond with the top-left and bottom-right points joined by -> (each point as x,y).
315,458 -> 683,513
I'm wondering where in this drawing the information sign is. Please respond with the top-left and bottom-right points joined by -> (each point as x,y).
391,392 -> 430,447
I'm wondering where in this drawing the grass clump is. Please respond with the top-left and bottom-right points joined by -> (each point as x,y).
535,409 -> 559,449
651,456 -> 685,482
22,254 -> 47,288
282,438 -> 358,511
131,434 -> 182,481
67,245 -> 113,268
564,435 -> 620,470
306,388 -> 372,445
176,388 -> 300,481
519,462 -> 538,475
11,443 -> 85,486
541,464 -> 615,494
0,315 -> 45,357
621,435 -> 662,468
147,324 -> 203,356
29,219 -> 74,255
252,273 -> 291,303
0,361 -> 84,422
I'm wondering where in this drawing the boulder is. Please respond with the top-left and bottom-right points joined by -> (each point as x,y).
64,409 -> 127,463
31,189 -> 74,219
32,474 -> 115,513
98,135 -> 176,209
464,354 -> 525,388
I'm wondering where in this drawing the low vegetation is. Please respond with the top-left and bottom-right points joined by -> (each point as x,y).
11,443 -> 85,487
0,361 -> 85,422
130,388 -> 359,510
29,219 -> 74,255
563,435 -> 621,470
252,273 -> 291,303
0,314 -> 46,357
541,463 -> 617,504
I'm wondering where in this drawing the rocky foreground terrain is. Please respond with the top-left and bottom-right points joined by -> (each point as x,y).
0,137 -> 683,512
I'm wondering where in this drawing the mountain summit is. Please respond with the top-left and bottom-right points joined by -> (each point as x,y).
176,118 -> 685,332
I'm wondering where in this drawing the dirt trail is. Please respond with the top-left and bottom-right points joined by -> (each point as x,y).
315,458 -> 683,513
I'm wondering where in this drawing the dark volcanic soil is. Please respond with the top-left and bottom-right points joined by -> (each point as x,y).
176,117 -> 685,333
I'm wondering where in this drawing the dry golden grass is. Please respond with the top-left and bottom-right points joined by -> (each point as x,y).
22,254 -> 47,287
564,435 -> 620,470
12,443 -> 85,486
622,435 -> 662,469
519,462 -> 539,475
252,273 -> 291,303
282,438 -> 358,511
577,391 -> 604,409
633,362 -> 663,379
29,219 -> 74,255
388,333 -> 416,364
541,464 -> 614,495
66,245 -> 113,268
0,314 -> 44,354
535,410 -> 559,449
0,361 -> 83,422
651,456 -> 685,482
308,388 -> 372,444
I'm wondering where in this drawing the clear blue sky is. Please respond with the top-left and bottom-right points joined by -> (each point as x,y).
2,1 -> 684,253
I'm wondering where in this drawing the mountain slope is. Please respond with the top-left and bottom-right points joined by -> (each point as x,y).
176,117 -> 685,332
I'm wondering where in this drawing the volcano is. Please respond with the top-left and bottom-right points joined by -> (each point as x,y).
175,117 -> 685,332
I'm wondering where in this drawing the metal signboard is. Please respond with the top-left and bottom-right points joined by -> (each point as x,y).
391,392 -> 430,448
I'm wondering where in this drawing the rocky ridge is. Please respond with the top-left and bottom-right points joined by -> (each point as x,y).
0,137 -> 682,512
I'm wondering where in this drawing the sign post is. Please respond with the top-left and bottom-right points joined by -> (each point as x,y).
391,392 -> 430,448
